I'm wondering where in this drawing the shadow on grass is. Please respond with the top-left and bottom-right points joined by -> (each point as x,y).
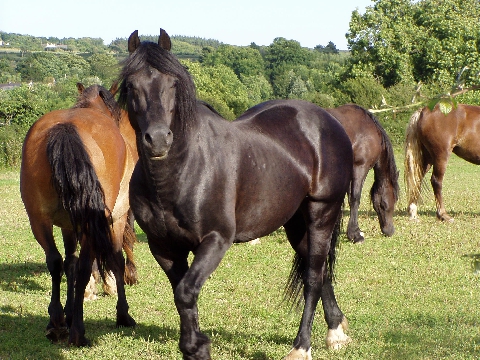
379,312 -> 480,359
0,261 -> 46,292
0,311 -> 293,360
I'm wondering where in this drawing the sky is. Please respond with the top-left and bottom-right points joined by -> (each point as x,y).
1,0 -> 374,50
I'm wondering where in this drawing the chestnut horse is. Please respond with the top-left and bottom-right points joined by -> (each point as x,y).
405,104 -> 480,221
326,104 -> 399,243
20,83 -> 138,346
119,29 -> 353,360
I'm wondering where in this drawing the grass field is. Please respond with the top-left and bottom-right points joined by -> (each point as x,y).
0,151 -> 479,359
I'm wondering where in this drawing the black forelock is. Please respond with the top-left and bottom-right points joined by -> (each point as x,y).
118,41 -> 197,129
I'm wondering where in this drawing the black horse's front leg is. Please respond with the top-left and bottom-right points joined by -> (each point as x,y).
172,232 -> 231,360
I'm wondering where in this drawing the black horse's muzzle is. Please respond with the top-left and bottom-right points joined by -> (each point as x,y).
142,124 -> 173,160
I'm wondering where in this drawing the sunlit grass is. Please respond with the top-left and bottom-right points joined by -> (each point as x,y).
1,151 -> 479,359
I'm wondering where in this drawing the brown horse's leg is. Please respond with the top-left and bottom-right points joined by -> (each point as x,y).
123,209 -> 138,286
110,217 -> 136,328
408,158 -> 431,221
68,236 -> 93,347
30,220 -> 68,342
431,158 -> 453,222
62,229 -> 78,328
347,165 -> 368,243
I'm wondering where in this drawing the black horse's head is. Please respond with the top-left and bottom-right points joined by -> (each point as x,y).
119,29 -> 196,161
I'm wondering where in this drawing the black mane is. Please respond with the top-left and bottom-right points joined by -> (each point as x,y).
118,41 -> 197,130
359,105 -> 400,202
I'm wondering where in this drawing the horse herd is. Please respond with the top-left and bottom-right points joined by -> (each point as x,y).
18,29 -> 480,360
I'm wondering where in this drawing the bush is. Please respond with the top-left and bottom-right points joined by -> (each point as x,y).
0,124 -> 26,169
339,75 -> 386,109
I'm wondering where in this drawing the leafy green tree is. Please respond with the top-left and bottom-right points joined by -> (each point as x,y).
200,44 -> 265,78
88,53 -> 119,86
263,38 -> 315,98
314,42 -> 339,54
239,74 -> 273,105
346,0 -> 480,88
16,52 -> 91,82
0,84 -> 47,127
185,61 -> 250,119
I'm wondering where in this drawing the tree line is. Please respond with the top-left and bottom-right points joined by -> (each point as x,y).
1,0 -> 480,168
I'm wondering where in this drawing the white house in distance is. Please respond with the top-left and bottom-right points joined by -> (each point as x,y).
0,40 -> 10,46
43,42 -> 68,50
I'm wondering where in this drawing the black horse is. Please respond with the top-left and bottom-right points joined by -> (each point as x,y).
119,29 -> 353,360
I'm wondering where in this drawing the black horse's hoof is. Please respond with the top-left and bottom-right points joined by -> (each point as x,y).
45,326 -> 69,343
352,231 -> 365,244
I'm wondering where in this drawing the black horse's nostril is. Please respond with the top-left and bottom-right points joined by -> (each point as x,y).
144,133 -> 153,145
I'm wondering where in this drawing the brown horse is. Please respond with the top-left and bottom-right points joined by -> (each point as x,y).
327,104 -> 399,243
405,104 -> 480,221
20,83 -> 138,346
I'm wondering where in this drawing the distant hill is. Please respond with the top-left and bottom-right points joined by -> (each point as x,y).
0,31 -> 223,59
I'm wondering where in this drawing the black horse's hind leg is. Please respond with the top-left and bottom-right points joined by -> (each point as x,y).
164,232 -> 231,360
284,203 -> 349,359
320,279 -> 350,349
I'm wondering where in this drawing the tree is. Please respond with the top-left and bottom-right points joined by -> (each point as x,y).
346,0 -> 480,88
314,42 -> 339,54
200,44 -> 265,78
16,52 -> 91,82
88,53 -> 119,86
185,61 -> 250,119
264,38 -> 315,97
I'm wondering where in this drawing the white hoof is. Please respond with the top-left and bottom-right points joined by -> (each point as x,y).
326,318 -> 351,350
284,347 -> 312,360
84,274 -> 98,301
408,203 -> 419,221
102,270 -> 117,296
249,238 -> 261,245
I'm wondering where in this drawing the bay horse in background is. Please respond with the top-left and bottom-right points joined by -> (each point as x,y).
405,104 -> 480,221
326,104 -> 399,243
119,29 -> 353,360
20,83 -> 138,346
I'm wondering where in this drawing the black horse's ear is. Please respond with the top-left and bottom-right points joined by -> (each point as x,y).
158,28 -> 171,51
128,30 -> 141,54
77,82 -> 85,94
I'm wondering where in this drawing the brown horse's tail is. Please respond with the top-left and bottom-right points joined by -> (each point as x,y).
46,122 -> 113,277
404,109 -> 425,218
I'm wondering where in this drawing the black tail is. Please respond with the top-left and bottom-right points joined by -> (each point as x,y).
46,122 -> 113,276
284,207 -> 343,310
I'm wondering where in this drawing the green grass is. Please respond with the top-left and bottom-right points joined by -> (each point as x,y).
1,152 -> 479,359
